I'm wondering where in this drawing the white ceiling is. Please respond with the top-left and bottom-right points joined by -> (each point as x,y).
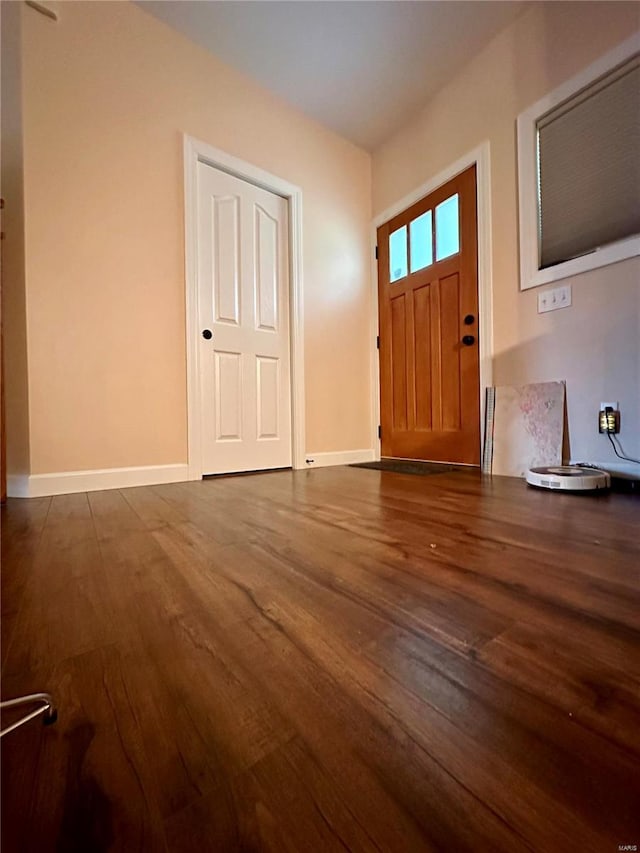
138,1 -> 526,151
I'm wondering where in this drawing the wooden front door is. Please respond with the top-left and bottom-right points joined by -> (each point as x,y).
377,165 -> 480,464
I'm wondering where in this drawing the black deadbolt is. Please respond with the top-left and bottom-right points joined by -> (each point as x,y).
202,329 -> 213,340
462,335 -> 475,346
464,314 -> 475,325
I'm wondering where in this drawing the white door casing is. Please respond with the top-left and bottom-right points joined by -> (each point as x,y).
197,162 -> 292,474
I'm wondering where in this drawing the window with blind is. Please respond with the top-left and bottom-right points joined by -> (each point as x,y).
517,37 -> 640,290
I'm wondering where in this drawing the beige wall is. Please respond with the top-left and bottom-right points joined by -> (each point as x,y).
8,0 -> 639,480
1,1 -> 30,475
14,0 -> 372,475
373,1 -> 640,467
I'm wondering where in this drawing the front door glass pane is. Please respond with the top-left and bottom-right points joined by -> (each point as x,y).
435,194 -> 460,261
410,211 -> 433,272
389,226 -> 408,282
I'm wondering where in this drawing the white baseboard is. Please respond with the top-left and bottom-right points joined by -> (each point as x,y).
6,451 -> 384,497
7,463 -> 191,498
303,449 -> 376,469
6,475 -> 32,498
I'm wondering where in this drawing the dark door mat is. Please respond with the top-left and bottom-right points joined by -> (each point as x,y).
350,460 -> 460,476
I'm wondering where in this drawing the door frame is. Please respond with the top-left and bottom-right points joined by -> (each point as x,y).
183,134 -> 306,480
369,142 -> 493,461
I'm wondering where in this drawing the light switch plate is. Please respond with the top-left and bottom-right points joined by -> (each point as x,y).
537,284 -> 572,314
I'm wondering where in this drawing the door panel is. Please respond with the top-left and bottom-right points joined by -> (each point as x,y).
391,294 -> 408,431
440,273 -> 461,431
256,355 -> 280,439
377,165 -> 480,464
214,195 -> 240,325
197,162 -> 292,474
413,284 -> 432,431
255,205 -> 279,332
215,351 -> 242,441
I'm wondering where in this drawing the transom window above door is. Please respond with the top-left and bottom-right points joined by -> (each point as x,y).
389,193 -> 460,283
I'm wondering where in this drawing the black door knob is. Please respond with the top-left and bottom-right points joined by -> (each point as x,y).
464,314 -> 475,325
462,334 -> 475,346
202,329 -> 213,340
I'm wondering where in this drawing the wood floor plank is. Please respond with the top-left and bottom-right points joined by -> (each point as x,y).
1,497 -> 51,667
150,481 -> 259,546
2,468 -> 639,851
2,644 -> 170,853
195,543 -> 635,852
249,471 -> 640,614
87,490 -> 298,821
221,613 -> 533,852
168,600 -> 525,852
476,622 -> 640,753
165,735 -> 391,853
3,494 -> 116,679
286,489 -> 639,642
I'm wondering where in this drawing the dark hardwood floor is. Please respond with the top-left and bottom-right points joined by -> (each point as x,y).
1,467 -> 639,852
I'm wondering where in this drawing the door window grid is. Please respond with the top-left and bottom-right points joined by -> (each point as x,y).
389,193 -> 460,283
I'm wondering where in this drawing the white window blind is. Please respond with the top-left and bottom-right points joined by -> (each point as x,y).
537,54 -> 640,269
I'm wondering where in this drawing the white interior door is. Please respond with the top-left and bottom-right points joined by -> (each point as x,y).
197,162 -> 292,475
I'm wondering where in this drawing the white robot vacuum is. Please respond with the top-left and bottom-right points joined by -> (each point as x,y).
526,465 -> 611,492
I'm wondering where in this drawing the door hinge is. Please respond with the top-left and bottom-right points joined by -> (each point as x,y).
375,245 -> 378,260
378,425 -> 382,439
376,335 -> 380,349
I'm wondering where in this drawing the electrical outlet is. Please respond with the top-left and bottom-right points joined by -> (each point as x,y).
599,404 -> 621,434
537,284 -> 572,314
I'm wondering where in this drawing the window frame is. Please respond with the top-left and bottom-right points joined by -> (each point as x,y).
517,32 -> 640,291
